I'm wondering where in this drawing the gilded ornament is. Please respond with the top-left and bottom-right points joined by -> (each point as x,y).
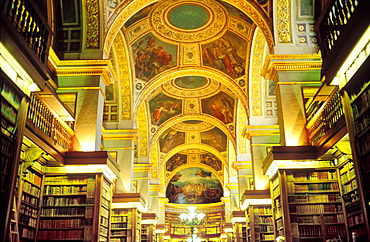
276,0 -> 292,43
114,32 -> 132,120
86,0 -> 100,49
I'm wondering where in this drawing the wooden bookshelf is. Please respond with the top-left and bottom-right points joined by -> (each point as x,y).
345,77 -> 370,241
286,169 -> 346,242
99,177 -> 111,242
246,205 -> 274,242
38,174 -> 98,241
0,74 -> 28,241
141,213 -> 157,242
17,163 -> 44,242
110,208 -> 141,242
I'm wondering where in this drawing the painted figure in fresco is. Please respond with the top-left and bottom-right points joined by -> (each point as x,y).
134,36 -> 173,81
160,131 -> 185,153
152,101 -> 181,125
166,168 -> 223,204
202,35 -> 245,78
166,154 -> 186,171
211,101 -> 225,123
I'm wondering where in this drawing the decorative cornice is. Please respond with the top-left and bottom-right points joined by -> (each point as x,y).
243,125 -> 280,140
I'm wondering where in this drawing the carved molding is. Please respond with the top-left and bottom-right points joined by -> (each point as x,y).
86,0 -> 100,49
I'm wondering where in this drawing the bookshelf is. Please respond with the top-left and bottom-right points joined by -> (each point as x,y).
286,169 -> 346,242
246,205 -> 273,242
99,177 -> 111,242
141,213 -> 157,242
38,174 -> 97,241
346,78 -> 370,241
110,208 -> 141,242
232,211 -> 247,242
0,74 -> 28,241
270,171 -> 287,241
18,163 -> 44,242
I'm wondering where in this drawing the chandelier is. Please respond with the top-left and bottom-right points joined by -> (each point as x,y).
179,207 -> 205,242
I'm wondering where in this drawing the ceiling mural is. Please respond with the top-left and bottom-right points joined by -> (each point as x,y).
202,31 -> 247,78
166,153 -> 188,172
201,91 -> 235,124
149,93 -> 182,126
102,0 -> 272,204
200,127 -> 227,152
159,128 -> 186,153
200,152 -> 223,171
132,33 -> 178,81
166,167 -> 223,204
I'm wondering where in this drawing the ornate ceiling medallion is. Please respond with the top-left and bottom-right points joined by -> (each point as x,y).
163,77 -> 219,98
151,0 -> 227,42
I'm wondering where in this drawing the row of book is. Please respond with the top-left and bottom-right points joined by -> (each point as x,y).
19,227 -> 35,239
291,214 -> 344,224
287,182 -> 339,193
111,216 -> 128,222
291,204 -> 343,214
42,196 -> 87,206
43,185 -> 88,195
348,213 -> 364,227
253,207 -> 272,215
37,230 -> 84,240
342,179 -> 358,193
19,214 -> 37,227
23,180 -> 41,197
111,223 -> 130,229
44,175 -> 93,184
289,194 -> 341,203
20,203 -> 38,218
24,170 -> 42,186
40,207 -> 87,216
21,193 -> 39,206
39,218 -> 87,228
254,216 -> 273,224
1,83 -> 21,109
326,225 -> 347,237
287,171 -> 337,181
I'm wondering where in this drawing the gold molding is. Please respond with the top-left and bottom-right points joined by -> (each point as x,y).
251,28 -> 265,117
114,31 -> 132,120
86,0 -> 100,49
276,0 -> 292,43
138,104 -> 148,157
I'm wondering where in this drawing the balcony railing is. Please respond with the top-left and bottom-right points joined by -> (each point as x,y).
1,0 -> 52,65
306,90 -> 345,146
27,93 -> 74,151
316,0 -> 359,59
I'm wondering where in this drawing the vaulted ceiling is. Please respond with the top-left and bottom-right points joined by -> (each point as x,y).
103,0 -> 274,203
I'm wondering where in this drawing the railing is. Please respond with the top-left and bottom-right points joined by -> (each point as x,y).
27,93 -> 74,151
1,0 -> 52,65
306,90 -> 345,145
316,0 -> 359,59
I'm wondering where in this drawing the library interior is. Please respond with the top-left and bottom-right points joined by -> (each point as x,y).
1,0 -> 370,241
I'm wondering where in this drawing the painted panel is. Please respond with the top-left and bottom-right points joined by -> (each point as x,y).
200,127 -> 227,152
201,91 -> 235,124
159,128 -> 185,153
149,93 -> 182,126
132,33 -> 178,81
201,152 -> 222,171
166,154 -> 187,171
202,31 -> 247,79
166,167 -> 223,204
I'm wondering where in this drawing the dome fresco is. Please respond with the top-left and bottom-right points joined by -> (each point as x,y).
168,4 -> 209,29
